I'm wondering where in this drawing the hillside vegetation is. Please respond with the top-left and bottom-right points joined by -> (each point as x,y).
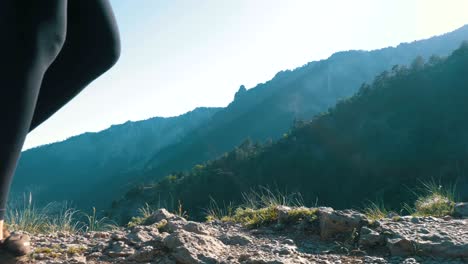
114,43 -> 468,222
137,25 -> 468,185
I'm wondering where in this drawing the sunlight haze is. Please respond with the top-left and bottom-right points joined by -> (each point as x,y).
23,0 -> 468,150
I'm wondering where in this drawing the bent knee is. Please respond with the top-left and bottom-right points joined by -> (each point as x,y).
12,30 -> 66,70
36,29 -> 67,66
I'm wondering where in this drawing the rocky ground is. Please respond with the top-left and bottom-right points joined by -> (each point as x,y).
1,204 -> 467,264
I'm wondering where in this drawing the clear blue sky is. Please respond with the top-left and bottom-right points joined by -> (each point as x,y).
23,0 -> 468,150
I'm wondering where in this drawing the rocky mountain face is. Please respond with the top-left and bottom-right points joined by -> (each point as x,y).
3,205 -> 467,264
11,107 -> 221,210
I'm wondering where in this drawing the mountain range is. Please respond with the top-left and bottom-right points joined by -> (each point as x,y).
11,25 -> 468,220
11,107 -> 220,210
112,42 -> 468,222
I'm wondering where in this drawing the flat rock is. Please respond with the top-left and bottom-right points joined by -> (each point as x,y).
378,217 -> 468,258
219,233 -> 252,246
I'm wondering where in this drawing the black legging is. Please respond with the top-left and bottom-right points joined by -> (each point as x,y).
0,0 -> 121,220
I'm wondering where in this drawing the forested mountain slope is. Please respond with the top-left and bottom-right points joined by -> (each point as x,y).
12,107 -> 220,209
114,43 -> 468,222
137,25 -> 468,186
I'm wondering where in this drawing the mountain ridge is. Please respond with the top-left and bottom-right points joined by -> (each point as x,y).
12,107 -> 221,210
136,24 -> 468,184
112,42 -> 468,223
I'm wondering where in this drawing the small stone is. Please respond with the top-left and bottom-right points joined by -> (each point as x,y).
219,233 -> 252,246
386,212 -> 399,218
386,237 -> 414,256
110,232 -> 126,241
454,203 -> 468,218
183,221 -> 211,235
144,208 -> 186,225
360,226 -> 384,248
402,258 -> 418,264
92,231 -> 111,239
126,227 -> 154,244
106,241 -> 135,257
363,256 -> 387,263
349,249 -> 367,256
128,245 -> 160,262
276,205 -> 292,224
273,247 -> 292,255
88,251 -> 103,258
70,255 -> 87,264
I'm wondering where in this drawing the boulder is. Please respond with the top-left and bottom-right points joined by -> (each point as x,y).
318,208 -> 367,240
163,229 -> 226,264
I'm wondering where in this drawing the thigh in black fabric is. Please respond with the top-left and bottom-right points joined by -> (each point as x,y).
29,0 -> 121,132
0,0 -> 67,69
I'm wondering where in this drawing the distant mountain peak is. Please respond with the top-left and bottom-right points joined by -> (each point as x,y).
234,85 -> 247,101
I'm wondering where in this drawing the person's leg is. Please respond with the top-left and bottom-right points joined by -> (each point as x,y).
29,0 -> 121,132
0,0 -> 67,240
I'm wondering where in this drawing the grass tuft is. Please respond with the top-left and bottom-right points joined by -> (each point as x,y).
408,179 -> 456,217
127,202 -> 157,228
230,206 -> 279,228
81,207 -> 118,232
240,186 -> 305,209
6,193 -> 116,234
204,186 -> 317,228
414,194 -> 454,217
66,245 -> 87,255
363,200 -> 389,221
155,219 -> 168,232
204,197 -> 235,222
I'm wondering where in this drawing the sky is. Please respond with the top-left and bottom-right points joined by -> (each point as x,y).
22,0 -> 468,150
